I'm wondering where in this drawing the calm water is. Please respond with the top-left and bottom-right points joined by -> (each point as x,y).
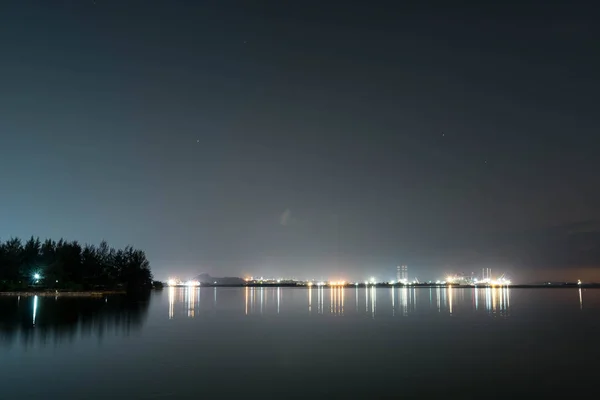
1,287 -> 600,398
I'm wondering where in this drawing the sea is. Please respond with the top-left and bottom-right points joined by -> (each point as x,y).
1,286 -> 599,399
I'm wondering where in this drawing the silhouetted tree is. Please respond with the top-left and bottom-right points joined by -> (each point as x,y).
0,237 -> 153,292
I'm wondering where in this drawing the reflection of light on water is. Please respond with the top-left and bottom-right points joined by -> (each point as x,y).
429,288 -> 432,309
260,287 -> 264,314
475,287 -> 510,316
319,286 -> 324,314
277,287 -> 281,314
412,287 -> 417,312
330,286 -> 334,313
163,286 -> 523,319
187,287 -> 196,318
329,287 -> 344,315
370,286 -> 376,318
579,288 -> 583,310
32,295 -> 38,326
401,287 -> 408,316
168,286 -> 175,319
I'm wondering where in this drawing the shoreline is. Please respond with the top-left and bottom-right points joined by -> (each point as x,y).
0,290 -> 126,297
3,284 -> 599,296
167,284 -> 600,289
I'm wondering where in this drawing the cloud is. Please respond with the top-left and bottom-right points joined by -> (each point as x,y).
279,209 -> 293,226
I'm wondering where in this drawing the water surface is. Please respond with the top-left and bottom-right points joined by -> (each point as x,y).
1,287 -> 599,398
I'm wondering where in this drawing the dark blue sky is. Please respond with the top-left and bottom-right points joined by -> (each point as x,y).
1,1 -> 599,282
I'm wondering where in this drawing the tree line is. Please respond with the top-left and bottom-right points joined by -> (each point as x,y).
0,237 -> 154,292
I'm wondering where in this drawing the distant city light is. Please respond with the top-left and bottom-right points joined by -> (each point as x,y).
185,280 -> 200,287
167,279 -> 177,286
578,279 -> 582,285
33,273 -> 41,280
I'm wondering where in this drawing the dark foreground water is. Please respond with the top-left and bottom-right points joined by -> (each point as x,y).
1,287 -> 599,399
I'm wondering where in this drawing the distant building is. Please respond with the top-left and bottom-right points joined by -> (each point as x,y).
397,265 -> 408,282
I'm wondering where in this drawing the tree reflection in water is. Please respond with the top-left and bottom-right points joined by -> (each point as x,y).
0,294 -> 150,347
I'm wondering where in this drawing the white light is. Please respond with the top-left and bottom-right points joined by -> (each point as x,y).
185,280 -> 200,287
33,273 -> 41,280
167,279 -> 177,286
390,281 -> 395,285
578,279 -> 582,285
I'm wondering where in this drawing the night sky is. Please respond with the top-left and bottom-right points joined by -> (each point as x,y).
1,1 -> 599,282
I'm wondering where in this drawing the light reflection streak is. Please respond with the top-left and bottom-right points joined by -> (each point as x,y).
32,295 -> 38,326
187,287 -> 196,318
579,288 -> 583,310
401,286 -> 408,316
260,287 -> 264,314
277,287 -> 281,314
330,286 -> 334,313
329,287 -> 345,315
370,286 -> 376,318
429,288 -> 432,309
163,286 -> 524,318
412,287 -> 417,311
168,286 -> 175,319
319,286 -> 324,314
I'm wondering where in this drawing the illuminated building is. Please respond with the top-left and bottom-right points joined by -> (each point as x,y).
397,265 -> 408,283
